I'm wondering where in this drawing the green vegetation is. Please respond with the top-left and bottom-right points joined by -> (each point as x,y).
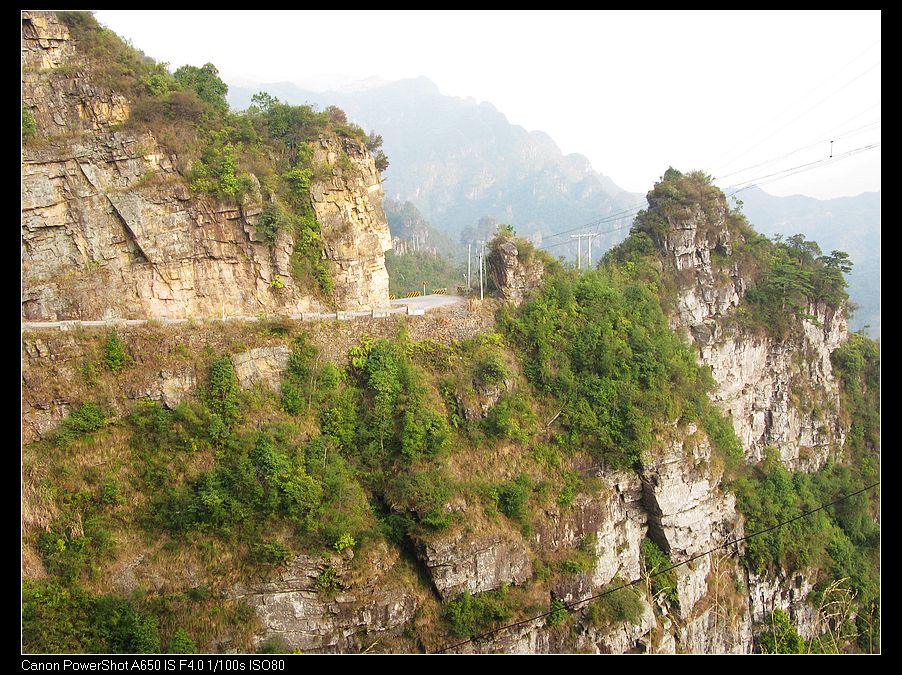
758,609 -> 805,654
23,105 -> 36,142
104,328 -> 128,372
55,401 -> 109,447
501,263 -> 738,469
546,598 -> 570,626
640,538 -> 678,606
444,587 -> 513,638
585,578 -> 644,627
740,235 -> 852,337
250,541 -> 292,566
23,580 -> 163,653
730,451 -> 879,637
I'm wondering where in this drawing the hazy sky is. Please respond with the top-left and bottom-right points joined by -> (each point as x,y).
94,10 -> 880,200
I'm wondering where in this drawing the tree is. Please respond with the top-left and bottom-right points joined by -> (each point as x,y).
326,105 -> 348,125
366,131 -> 389,172
173,63 -> 229,112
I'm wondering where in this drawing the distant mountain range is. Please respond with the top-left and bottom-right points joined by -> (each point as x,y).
227,77 -> 879,337
228,77 -> 640,252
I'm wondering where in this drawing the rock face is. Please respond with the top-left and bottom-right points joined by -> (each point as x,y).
650,188 -> 848,471
310,137 -> 392,310
415,520 -> 533,600
230,346 -> 291,393
21,11 -> 390,322
640,424 -> 744,620
233,544 -> 418,653
533,472 -> 647,605
746,568 -> 821,641
487,236 -> 545,304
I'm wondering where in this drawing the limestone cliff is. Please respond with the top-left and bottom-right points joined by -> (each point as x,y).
21,11 -> 390,322
486,234 -> 546,305
642,174 -> 848,471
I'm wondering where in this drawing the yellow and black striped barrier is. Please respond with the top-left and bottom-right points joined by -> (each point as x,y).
432,288 -> 447,295
389,294 -> 396,300
405,291 -> 421,298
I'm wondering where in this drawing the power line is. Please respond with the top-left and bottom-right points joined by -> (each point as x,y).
537,141 -> 879,262
714,119 -> 880,183
711,39 -> 881,174
431,481 -> 879,654
725,142 -> 880,194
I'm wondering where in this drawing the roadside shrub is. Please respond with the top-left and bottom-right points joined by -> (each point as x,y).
104,329 -> 128,372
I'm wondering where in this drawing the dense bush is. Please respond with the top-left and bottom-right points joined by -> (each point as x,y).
56,401 -> 109,447
758,609 -> 805,654
23,105 -> 36,142
731,450 -> 879,613
23,580 -> 163,654
586,579 -> 644,627
104,328 -> 128,372
250,540 -> 292,566
502,267 -> 716,468
444,588 -> 513,638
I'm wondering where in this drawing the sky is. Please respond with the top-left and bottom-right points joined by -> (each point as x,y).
93,10 -> 881,200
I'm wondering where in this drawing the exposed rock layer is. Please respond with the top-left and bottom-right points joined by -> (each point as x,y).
22,11 -> 390,322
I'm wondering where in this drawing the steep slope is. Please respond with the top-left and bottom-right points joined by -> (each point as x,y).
22,173 -> 878,654
623,169 -> 849,471
21,15 -> 877,655
22,11 -> 390,322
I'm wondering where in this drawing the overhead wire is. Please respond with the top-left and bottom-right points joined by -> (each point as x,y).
711,38 -> 881,175
535,139 -> 880,260
430,481 -> 880,654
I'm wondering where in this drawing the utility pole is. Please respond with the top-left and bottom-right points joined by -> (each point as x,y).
479,240 -> 484,301
570,232 -> 597,270
467,242 -> 472,293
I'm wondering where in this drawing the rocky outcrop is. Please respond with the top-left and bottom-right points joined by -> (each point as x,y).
640,424 -> 744,618
533,472 -> 647,604
310,136 -> 392,310
677,605 -> 753,654
747,568 -> 820,641
230,346 -> 291,393
454,377 -> 515,421
233,544 -> 418,653
487,236 -> 545,304
22,11 -> 390,322
415,521 -> 532,600
650,185 -> 848,471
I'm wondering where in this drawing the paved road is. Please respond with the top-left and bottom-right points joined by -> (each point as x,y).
390,294 -> 465,311
21,295 -> 467,331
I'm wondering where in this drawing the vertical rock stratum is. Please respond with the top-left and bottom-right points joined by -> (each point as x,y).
22,11 -> 391,321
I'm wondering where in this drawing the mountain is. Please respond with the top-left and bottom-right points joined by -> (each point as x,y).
228,77 -> 642,252
22,14 -> 878,655
735,187 -> 880,337
228,80 -> 878,337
